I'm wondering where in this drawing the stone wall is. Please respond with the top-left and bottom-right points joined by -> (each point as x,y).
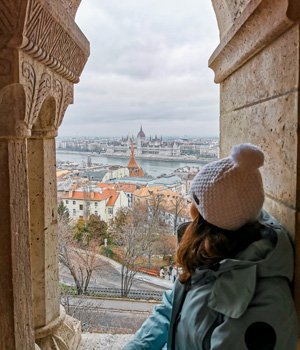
210,0 -> 300,315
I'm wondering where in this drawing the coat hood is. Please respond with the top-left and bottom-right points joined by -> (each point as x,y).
192,210 -> 295,319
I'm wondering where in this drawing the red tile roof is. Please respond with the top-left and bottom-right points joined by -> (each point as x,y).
63,188 -> 119,207
115,183 -> 137,193
106,193 -> 119,206
96,183 -> 115,190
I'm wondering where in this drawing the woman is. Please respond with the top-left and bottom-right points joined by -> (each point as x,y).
124,143 -> 298,350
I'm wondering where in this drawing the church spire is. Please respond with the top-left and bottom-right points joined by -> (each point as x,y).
127,143 -> 145,177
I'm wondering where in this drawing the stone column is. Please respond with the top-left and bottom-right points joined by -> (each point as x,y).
0,1 -> 89,347
0,89 -> 35,348
28,128 -> 81,348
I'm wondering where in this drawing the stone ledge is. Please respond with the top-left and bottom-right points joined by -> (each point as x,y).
79,334 -> 133,350
209,0 -> 294,83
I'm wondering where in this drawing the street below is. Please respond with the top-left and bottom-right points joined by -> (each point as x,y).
60,253 -> 173,332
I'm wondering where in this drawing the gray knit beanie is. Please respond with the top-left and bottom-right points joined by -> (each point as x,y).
190,143 -> 265,231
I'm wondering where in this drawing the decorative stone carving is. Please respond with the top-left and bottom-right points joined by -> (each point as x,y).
22,61 -> 37,126
35,307 -> 81,350
20,55 -> 74,133
21,0 -> 88,83
57,84 -> 73,128
33,72 -> 52,122
0,0 -> 23,36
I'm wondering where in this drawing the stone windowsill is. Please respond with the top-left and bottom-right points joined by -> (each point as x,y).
79,333 -> 133,350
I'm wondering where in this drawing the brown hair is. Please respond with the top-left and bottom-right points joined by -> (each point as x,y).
176,207 -> 261,283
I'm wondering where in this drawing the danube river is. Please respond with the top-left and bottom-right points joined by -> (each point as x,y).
56,151 -> 206,177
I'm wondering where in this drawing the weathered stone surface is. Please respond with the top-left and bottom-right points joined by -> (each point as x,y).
79,334 -> 133,350
212,0 -> 300,323
220,25 -> 299,114
60,0 -> 82,18
212,0 -> 252,39
220,92 -> 298,209
28,137 -> 60,328
264,197 -> 296,238
0,140 -> 35,349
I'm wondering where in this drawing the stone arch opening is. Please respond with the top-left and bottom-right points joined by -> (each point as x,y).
1,0 -> 300,348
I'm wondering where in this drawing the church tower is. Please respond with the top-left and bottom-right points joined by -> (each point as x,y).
127,143 -> 145,177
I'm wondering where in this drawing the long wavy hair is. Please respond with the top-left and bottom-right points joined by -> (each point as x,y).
176,204 -> 261,283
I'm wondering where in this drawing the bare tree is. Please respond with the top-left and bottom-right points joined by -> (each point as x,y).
143,192 -> 170,265
110,207 -> 154,296
109,194 -> 174,296
170,195 -> 186,234
153,233 -> 177,261
110,208 -> 149,297
58,215 -> 101,295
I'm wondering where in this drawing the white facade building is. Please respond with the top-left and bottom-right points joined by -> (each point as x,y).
62,189 -> 128,223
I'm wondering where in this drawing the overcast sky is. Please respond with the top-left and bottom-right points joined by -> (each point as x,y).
59,0 -> 220,138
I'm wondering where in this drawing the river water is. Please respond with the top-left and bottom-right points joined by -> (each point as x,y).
56,151 -> 204,177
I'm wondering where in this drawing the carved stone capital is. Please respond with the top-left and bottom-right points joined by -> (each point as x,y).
20,0 -> 89,83
0,1 -> 86,136
20,55 -> 74,133
0,0 -> 89,83
35,306 -> 81,350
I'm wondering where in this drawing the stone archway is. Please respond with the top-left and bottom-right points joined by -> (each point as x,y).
1,0 -> 300,348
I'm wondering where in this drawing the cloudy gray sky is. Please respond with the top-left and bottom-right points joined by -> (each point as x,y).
59,0 -> 220,138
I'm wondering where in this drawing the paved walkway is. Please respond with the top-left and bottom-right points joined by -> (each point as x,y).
60,253 -> 174,291
99,254 -> 174,289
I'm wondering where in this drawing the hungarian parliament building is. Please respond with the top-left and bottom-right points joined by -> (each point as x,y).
105,127 -> 218,159
57,127 -> 219,159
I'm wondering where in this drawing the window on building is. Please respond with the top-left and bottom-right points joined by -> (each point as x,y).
87,202 -> 90,206
73,209 -> 76,216
95,202 -> 98,207
66,200 -> 69,204
79,204 -> 83,210
73,201 -> 76,205
108,208 -> 113,215
95,210 -> 98,216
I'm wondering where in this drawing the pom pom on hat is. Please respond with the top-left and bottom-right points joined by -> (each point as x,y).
231,143 -> 264,169
190,143 -> 265,231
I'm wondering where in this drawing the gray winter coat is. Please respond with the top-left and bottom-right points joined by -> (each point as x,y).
124,210 -> 298,350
